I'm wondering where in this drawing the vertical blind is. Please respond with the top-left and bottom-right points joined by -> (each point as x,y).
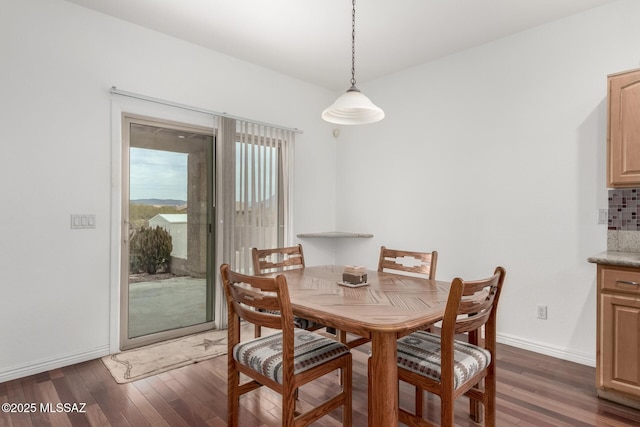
216,117 -> 295,329
218,117 -> 294,274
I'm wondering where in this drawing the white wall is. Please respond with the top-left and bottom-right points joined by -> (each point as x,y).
334,0 -> 640,365
0,0 -> 338,381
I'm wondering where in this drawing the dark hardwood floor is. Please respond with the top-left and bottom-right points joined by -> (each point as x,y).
2,341 -> 640,426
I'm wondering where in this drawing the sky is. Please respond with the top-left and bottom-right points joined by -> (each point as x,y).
129,148 -> 187,201
129,144 -> 278,202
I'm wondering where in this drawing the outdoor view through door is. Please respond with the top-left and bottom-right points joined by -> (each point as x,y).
121,117 -> 215,350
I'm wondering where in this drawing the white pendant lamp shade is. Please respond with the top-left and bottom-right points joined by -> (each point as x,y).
322,86 -> 385,125
322,0 -> 384,125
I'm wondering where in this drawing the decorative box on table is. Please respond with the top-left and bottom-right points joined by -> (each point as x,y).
343,265 -> 367,284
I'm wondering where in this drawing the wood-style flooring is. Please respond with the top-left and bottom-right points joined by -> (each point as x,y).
2,341 -> 640,426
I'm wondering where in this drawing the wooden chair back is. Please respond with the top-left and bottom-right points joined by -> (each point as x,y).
377,246 -> 438,279
252,244 -> 305,274
442,266 -> 505,342
221,264 -> 294,339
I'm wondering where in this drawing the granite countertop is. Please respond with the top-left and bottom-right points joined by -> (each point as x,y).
588,251 -> 640,268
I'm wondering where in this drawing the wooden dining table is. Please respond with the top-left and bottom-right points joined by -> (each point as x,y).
265,265 -> 451,427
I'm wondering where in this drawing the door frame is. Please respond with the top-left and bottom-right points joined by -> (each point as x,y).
109,97 -> 219,353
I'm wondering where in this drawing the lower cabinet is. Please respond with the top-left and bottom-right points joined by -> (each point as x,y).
597,264 -> 640,409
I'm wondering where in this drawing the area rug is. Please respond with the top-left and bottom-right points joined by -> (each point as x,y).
102,328 -> 231,383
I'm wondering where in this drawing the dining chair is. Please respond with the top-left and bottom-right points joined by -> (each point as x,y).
251,244 -> 325,338
383,266 -> 506,427
377,245 -> 438,279
220,264 -> 352,427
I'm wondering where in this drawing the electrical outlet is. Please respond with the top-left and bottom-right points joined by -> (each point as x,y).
537,305 -> 548,320
598,209 -> 608,225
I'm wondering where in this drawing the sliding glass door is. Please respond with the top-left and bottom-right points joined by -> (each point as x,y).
120,115 -> 215,350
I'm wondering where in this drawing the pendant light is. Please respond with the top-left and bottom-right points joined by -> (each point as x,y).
322,0 -> 384,125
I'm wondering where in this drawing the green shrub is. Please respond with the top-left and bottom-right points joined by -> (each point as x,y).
130,226 -> 173,274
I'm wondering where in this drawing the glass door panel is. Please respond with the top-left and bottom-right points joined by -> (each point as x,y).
121,117 -> 214,349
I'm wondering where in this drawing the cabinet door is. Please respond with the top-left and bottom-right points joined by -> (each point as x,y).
608,69 -> 640,187
600,293 -> 640,395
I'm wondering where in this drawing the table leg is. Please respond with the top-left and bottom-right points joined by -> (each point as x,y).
369,331 -> 398,427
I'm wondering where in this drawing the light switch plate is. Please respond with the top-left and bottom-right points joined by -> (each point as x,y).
71,214 -> 96,229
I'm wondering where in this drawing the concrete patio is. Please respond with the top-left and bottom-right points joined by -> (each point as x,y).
128,276 -> 208,337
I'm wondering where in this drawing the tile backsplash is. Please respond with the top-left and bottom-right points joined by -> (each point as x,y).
608,188 -> 640,252
609,189 -> 640,230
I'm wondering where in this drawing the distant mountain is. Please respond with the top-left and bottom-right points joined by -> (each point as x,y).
131,199 -> 187,206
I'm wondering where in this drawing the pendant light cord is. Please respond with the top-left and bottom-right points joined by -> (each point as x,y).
350,0 -> 357,88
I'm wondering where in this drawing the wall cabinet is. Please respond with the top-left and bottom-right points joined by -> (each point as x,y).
607,68 -> 640,188
597,264 -> 640,409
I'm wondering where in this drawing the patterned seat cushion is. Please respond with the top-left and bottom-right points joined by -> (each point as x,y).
397,331 -> 491,389
259,309 -> 323,330
233,329 -> 350,384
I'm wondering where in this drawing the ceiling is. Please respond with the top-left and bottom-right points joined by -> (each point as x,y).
65,0 -> 618,91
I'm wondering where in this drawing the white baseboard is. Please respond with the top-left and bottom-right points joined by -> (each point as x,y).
0,345 -> 110,383
497,332 -> 595,367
